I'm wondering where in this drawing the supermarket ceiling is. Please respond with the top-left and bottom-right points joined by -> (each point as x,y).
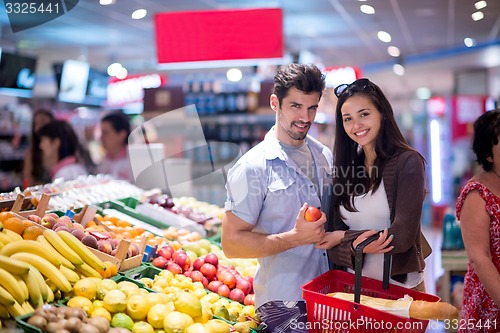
0,0 -> 500,85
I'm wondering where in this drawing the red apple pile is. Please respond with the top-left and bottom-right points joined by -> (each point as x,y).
153,246 -> 255,305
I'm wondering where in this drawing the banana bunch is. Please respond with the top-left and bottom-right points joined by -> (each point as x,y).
0,228 -> 108,317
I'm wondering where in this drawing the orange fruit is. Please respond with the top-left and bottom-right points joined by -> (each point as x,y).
104,261 -> 118,277
0,212 -> 15,223
4,217 -> 26,235
22,219 -> 35,229
22,225 -> 45,240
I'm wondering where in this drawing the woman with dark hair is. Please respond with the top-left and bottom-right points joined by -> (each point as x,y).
96,112 -> 131,180
455,109 -> 500,332
38,120 -> 87,181
316,78 -> 426,291
23,109 -> 54,186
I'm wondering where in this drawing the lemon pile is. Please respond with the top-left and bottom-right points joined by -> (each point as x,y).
66,276 -> 248,333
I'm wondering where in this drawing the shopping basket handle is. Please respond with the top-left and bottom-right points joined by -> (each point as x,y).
354,232 -> 393,304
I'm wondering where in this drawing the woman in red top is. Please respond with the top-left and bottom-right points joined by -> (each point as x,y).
456,109 -> 500,333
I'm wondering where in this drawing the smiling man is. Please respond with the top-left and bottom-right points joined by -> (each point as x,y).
221,64 -> 333,313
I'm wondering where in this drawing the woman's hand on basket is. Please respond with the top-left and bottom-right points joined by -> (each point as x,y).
352,229 -> 394,254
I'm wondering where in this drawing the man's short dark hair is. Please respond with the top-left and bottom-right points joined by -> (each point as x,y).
472,109 -> 500,171
273,64 -> 325,105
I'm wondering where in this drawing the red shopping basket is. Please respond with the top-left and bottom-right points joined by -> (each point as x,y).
302,234 -> 440,333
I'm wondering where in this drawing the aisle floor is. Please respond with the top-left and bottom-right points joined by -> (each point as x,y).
422,225 -> 453,333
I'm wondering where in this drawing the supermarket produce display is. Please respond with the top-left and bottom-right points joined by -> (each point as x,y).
0,177 -> 264,332
0,176 -> 458,333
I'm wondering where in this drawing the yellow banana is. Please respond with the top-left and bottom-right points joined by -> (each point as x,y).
6,301 -> 27,317
21,266 -> 42,306
1,240 -> 62,267
59,265 -> 80,284
42,229 -> 83,265
76,262 -> 102,279
14,275 -> 29,303
21,301 -> 34,314
23,263 -> 48,302
37,235 -> 75,269
0,303 -> 10,319
0,255 -> 30,275
0,221 -> 3,232
0,267 -> 27,304
10,253 -> 72,293
57,230 -> 106,271
0,285 -> 15,306
3,229 -> 23,242
0,232 -> 13,244
46,285 -> 54,303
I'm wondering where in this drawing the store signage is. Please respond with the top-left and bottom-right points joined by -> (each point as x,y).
107,74 -> 166,106
451,95 -> 486,141
324,66 -> 362,88
154,8 -> 283,63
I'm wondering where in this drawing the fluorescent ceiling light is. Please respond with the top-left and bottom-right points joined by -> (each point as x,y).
132,9 -> 147,20
393,63 -> 405,76
430,119 -> 442,204
99,0 -> 113,5
475,1 -> 487,10
226,68 -> 243,82
464,38 -> 475,47
416,87 -> 431,100
116,67 -> 128,80
107,63 -> 122,76
377,31 -> 392,43
360,5 -> 375,14
472,11 -> 484,21
387,46 -> 400,57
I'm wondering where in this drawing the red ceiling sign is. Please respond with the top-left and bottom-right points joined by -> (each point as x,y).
154,8 -> 283,64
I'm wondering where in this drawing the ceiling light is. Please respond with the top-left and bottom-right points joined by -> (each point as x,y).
475,1 -> 487,10
472,11 -> 484,21
99,0 -> 113,5
116,67 -> 128,80
377,31 -> 392,43
387,46 -> 400,57
226,68 -> 242,82
107,63 -> 122,76
360,5 -> 375,14
416,87 -> 431,100
132,9 -> 147,20
393,64 -> 405,76
464,38 -> 476,47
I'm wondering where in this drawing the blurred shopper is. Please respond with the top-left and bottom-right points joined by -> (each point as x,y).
316,78 -> 424,290
456,109 -> 500,332
221,64 -> 371,311
23,109 -> 54,187
96,111 -> 131,181
38,120 -> 87,181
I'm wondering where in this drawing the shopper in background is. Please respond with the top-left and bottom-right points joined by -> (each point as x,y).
96,111 -> 131,181
455,109 -> 500,331
222,64 -> 345,312
23,109 -> 54,187
316,78 -> 424,291
37,120 -> 87,181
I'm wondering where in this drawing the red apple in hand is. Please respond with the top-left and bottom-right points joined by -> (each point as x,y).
304,206 -> 322,222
